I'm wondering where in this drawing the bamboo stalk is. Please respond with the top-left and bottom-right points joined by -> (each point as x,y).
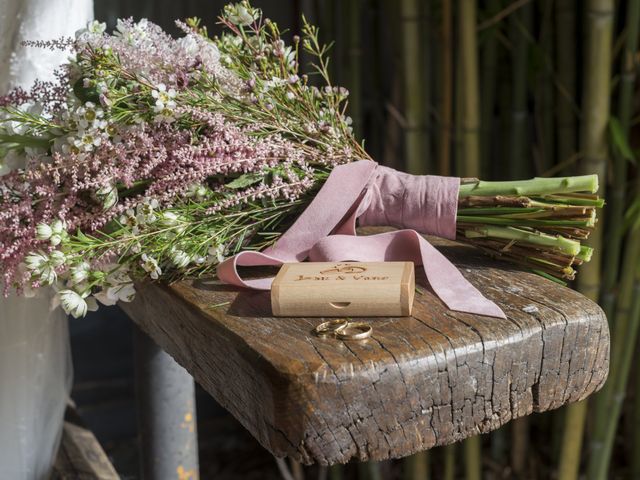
590,2 -> 640,473
342,0 -> 363,140
479,0 -> 501,179
590,230 -> 640,479
458,0 -> 481,177
555,0 -> 578,176
633,351 -> 640,478
401,0 -> 429,174
601,0 -> 640,332
403,451 -> 429,480
559,1 -> 614,479
507,1 -> 533,179
443,444 -> 455,480
459,3 -> 483,473
438,0 -> 453,176
511,416 -> 529,477
535,0 -> 554,175
357,461 -> 382,480
464,435 -> 482,480
328,464 -> 344,480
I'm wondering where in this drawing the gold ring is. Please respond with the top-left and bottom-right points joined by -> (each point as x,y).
336,322 -> 372,341
313,319 -> 348,337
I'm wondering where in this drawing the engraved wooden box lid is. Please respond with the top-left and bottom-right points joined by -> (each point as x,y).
271,262 -> 415,317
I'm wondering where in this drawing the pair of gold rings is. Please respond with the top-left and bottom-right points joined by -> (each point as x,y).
313,319 -> 372,341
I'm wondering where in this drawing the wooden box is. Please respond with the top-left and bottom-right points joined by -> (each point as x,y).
271,262 -> 415,317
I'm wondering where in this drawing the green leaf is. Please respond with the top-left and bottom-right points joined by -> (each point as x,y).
225,172 -> 263,189
73,78 -> 100,104
609,116 -> 636,164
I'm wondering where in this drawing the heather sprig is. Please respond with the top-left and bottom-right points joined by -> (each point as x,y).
0,2 -> 358,317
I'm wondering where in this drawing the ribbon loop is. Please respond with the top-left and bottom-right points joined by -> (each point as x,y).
216,160 -> 506,319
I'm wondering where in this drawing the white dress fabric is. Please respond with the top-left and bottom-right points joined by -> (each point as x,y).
0,0 -> 93,478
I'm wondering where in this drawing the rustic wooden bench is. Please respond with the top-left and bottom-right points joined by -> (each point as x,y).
120,229 -> 609,468
53,407 -> 119,479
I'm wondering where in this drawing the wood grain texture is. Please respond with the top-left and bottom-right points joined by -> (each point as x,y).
53,417 -> 119,479
119,228 -> 609,466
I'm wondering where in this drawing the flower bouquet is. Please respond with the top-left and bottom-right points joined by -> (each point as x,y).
0,1 -> 602,318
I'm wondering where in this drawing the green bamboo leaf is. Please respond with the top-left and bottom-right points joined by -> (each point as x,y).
609,116 -> 636,164
225,173 -> 263,189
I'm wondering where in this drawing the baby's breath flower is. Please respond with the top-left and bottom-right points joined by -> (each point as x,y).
141,254 -> 161,279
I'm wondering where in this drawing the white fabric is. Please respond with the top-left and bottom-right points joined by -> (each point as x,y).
0,0 -> 93,478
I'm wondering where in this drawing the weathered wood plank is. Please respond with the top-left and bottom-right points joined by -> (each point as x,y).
119,229 -> 609,465
53,411 -> 119,479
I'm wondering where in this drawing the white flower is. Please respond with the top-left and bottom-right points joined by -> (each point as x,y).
49,219 -> 69,246
49,250 -> 66,267
76,102 -> 105,129
59,290 -> 89,318
73,130 -> 103,152
51,219 -> 66,235
70,262 -> 90,285
76,20 -> 106,38
96,184 -> 118,210
95,282 -> 136,305
207,244 -> 226,264
39,266 -> 57,285
141,254 -> 161,279
186,184 -> 208,200
170,248 -> 191,269
119,208 -> 140,234
151,84 -> 177,110
25,252 -> 48,271
158,211 -> 186,232
225,3 -> 259,26
35,223 -> 53,240
136,198 -> 159,223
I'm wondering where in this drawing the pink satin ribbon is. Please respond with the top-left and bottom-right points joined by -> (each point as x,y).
217,160 -> 506,319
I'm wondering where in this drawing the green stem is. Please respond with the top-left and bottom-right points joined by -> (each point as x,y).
463,225 -> 581,256
458,175 -> 599,197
